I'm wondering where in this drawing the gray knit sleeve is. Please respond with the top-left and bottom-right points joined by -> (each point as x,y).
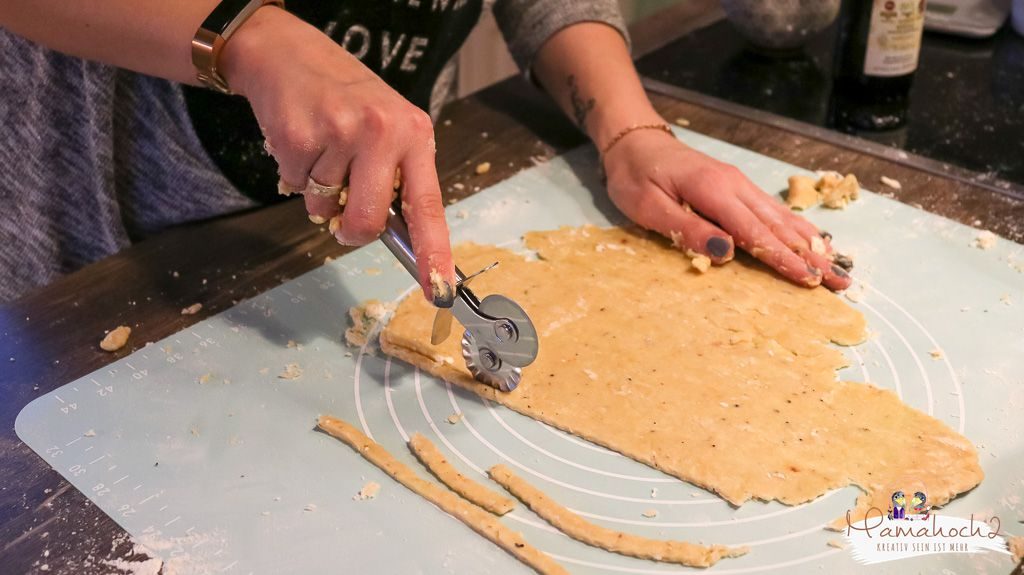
492,0 -> 631,73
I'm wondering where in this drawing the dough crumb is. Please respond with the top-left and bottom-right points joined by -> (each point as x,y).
100,326 -> 131,352
446,413 -> 464,425
641,509 -> 658,518
286,340 -> 299,349
475,162 -> 491,175
453,182 -> 465,191
456,210 -> 469,219
258,367 -> 269,375
1008,535 -> 1024,563
929,349 -> 944,360
197,373 -> 213,384
364,267 -> 382,276
308,214 -> 326,225
345,300 -> 395,347
429,269 -> 452,302
785,175 -> 819,210
810,235 -> 827,255
303,503 -> 317,512
83,429 -> 96,437
650,488 -> 658,499
826,539 -> 847,549
974,230 -> 997,250
685,250 -> 711,273
278,363 -> 303,380
787,172 -> 860,210
818,172 -> 860,209
354,481 -> 381,500
879,176 -> 902,190
844,284 -> 865,303
673,117 -> 690,127
181,303 -> 203,316
328,216 -> 342,235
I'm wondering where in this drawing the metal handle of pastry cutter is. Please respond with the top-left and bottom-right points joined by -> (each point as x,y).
379,201 -> 539,392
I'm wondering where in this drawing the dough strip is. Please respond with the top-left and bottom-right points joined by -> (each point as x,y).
408,432 -> 515,515
316,415 -> 567,575
488,464 -> 748,568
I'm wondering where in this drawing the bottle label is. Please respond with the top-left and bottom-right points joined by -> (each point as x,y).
863,0 -> 927,77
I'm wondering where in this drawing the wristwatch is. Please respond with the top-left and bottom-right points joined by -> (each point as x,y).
191,0 -> 285,94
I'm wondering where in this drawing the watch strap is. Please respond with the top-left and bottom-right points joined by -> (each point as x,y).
191,0 -> 284,94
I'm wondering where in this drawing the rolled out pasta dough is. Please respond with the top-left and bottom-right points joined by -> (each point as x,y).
380,226 -> 983,528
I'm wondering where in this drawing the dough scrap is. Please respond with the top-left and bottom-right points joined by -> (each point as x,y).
354,481 -> 380,500
379,226 -> 983,529
786,172 -> 860,210
1008,535 -> 1024,563
974,230 -> 998,250
345,300 -> 392,347
488,464 -> 745,567
786,175 -> 819,210
100,326 -> 131,352
408,433 -> 515,515
317,415 -> 567,575
818,172 -> 860,209
879,176 -> 901,190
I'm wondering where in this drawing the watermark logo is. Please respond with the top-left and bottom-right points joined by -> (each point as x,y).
843,490 -> 1012,564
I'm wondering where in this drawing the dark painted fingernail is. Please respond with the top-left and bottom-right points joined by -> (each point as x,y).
831,264 -> 849,278
706,236 -> 731,258
819,230 -> 832,241
807,264 -> 822,276
832,252 -> 854,271
432,280 -> 455,309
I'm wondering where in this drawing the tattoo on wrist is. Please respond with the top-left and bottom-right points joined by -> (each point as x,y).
567,75 -> 595,130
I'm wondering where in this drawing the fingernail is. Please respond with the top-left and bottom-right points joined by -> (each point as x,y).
706,236 -> 731,258
807,264 -> 822,276
831,264 -> 849,278
429,269 -> 455,308
819,230 -> 832,241
432,281 -> 454,308
832,252 -> 854,271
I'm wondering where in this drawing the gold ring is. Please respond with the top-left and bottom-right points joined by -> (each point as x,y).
306,177 -> 343,197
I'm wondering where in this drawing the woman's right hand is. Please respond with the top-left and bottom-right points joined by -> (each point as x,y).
220,6 -> 455,306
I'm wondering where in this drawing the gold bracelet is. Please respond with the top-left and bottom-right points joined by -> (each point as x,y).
599,123 -> 673,163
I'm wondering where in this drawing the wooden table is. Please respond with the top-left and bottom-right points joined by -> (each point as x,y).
3,10 -> 1023,575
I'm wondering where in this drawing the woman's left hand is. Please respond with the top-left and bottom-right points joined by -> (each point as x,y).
601,128 -> 852,291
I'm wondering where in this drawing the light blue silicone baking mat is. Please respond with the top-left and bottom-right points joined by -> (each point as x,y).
16,127 -> 1024,574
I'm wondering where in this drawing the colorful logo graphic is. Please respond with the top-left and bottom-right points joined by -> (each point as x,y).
844,489 -> 1013,564
886,490 -> 930,521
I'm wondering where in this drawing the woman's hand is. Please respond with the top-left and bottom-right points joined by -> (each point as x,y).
221,6 -> 455,306
602,128 -> 852,291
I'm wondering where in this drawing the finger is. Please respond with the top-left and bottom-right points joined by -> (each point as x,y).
304,147 -> 352,224
304,192 -> 342,225
616,185 -> 734,264
400,140 -> 455,307
683,189 -> 822,287
265,121 -> 325,191
740,185 -> 852,291
767,197 -> 857,273
336,152 -> 394,246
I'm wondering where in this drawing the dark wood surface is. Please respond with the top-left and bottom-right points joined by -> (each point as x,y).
3,18 -> 1023,575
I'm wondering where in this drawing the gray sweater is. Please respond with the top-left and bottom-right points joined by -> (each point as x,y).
0,0 -> 627,303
